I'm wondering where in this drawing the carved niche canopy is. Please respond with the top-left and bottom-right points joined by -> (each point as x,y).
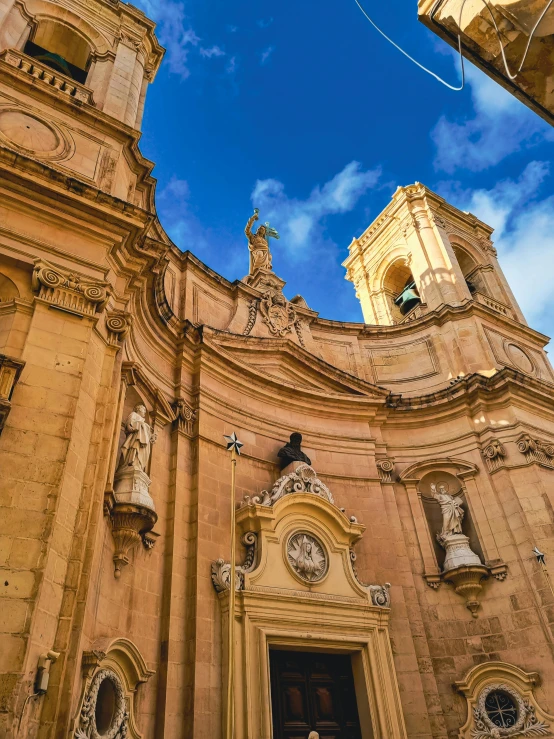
0,353 -> 25,434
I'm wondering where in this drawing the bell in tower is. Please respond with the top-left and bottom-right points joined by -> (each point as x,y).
394,279 -> 421,316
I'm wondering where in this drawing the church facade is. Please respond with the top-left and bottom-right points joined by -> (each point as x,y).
1,1 -> 554,739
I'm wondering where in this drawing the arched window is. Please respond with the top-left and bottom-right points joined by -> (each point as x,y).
452,244 -> 479,295
24,20 -> 91,83
455,662 -> 554,739
383,261 -> 420,323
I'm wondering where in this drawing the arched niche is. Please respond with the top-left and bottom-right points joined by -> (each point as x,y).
0,273 -> 20,303
400,460 -> 483,573
399,459 -> 507,611
418,469 -> 484,570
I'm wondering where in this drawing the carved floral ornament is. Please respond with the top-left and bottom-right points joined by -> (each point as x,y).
455,662 -> 554,739
241,462 -> 336,508
74,669 -> 127,739
212,463 -> 391,608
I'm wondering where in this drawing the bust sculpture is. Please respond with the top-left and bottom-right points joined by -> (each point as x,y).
278,432 -> 312,469
117,404 -> 156,474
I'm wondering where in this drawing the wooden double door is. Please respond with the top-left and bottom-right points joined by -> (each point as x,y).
270,650 -> 362,739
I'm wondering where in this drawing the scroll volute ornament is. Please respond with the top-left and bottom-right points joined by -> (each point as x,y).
32,259 -> 111,316
106,311 -> 133,346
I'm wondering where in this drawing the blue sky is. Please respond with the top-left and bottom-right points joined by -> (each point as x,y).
134,0 -> 554,339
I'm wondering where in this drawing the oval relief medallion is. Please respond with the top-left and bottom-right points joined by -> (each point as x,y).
0,110 -> 69,159
506,342 -> 534,374
286,531 -> 328,583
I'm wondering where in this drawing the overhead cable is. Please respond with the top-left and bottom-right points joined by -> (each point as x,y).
354,0 -> 553,90
353,0 -> 465,90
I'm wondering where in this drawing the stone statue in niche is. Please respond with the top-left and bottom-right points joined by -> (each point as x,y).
245,208 -> 279,274
431,482 -> 464,542
116,404 -> 156,474
113,403 -> 156,512
278,432 -> 312,469
430,481 -> 481,572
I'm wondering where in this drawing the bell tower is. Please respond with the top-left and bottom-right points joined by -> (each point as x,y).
0,0 -> 163,201
343,183 -> 551,381
344,183 -> 524,328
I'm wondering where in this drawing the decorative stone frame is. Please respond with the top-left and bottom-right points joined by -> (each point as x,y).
213,465 -> 407,739
399,458 -> 507,613
455,661 -> 554,739
73,638 -> 154,739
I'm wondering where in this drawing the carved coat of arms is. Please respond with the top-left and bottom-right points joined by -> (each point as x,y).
260,289 -> 296,336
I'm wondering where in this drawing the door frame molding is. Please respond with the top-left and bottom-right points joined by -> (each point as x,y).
219,588 -> 407,739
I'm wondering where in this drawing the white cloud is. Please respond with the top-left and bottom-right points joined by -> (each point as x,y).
257,18 -> 274,28
440,162 -> 554,332
432,64 -> 554,173
200,45 -> 225,59
133,0 -> 227,78
260,46 -> 275,65
226,56 -> 237,75
251,161 -> 382,259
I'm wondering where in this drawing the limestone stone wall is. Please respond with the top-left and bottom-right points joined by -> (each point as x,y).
1,1 -> 554,737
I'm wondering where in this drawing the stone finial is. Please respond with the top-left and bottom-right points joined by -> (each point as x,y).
277,432 -> 311,469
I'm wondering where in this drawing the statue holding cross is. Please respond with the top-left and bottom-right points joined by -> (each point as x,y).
245,208 -> 279,275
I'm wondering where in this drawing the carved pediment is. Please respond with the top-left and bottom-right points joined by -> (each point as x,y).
212,464 -> 391,608
203,329 -> 389,398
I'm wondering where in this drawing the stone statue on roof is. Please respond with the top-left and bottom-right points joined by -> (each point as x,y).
245,208 -> 279,275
